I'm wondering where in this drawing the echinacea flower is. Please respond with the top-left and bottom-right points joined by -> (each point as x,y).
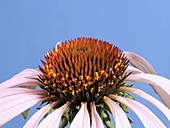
0,37 -> 170,128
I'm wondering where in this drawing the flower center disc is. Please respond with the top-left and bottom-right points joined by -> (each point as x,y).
39,37 -> 129,105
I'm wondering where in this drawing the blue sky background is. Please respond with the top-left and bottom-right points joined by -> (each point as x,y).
0,0 -> 170,127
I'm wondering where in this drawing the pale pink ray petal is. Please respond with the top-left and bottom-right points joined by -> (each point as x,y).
0,88 -> 46,119
7,68 -> 42,90
70,102 -> 90,128
37,103 -> 70,128
13,68 -> 41,79
0,94 -> 45,113
124,51 -> 156,74
0,88 -> 46,99
120,87 -> 170,121
109,94 -> 166,128
23,101 -> 59,128
126,65 -> 144,74
104,97 -> 131,128
91,102 -> 104,128
0,77 -> 41,89
126,73 -> 170,108
0,97 -> 44,127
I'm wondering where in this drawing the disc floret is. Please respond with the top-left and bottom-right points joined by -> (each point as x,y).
39,37 -> 129,106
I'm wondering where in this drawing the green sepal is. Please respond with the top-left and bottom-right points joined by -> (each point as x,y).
60,115 -> 68,128
119,103 -> 128,113
128,117 -> 134,123
101,110 -> 114,128
22,108 -> 30,119
117,91 -> 135,100
97,106 -> 114,128
123,83 -> 134,87
124,92 -> 134,100
69,109 -> 78,122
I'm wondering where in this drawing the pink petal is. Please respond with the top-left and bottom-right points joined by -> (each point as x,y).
70,102 -> 90,128
13,68 -> 41,79
120,87 -> 170,121
126,65 -> 144,74
23,101 -> 58,128
37,103 -> 69,128
0,88 -> 46,120
0,88 -> 46,99
104,97 -> 131,128
124,51 -> 156,74
126,73 -> 170,108
0,94 -> 44,113
0,77 -> 41,89
91,102 -> 104,128
0,97 -> 43,126
109,94 -> 166,128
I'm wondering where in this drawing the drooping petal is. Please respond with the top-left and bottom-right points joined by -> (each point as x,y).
23,101 -> 59,128
0,94 -> 44,113
70,102 -> 90,128
126,65 -> 144,74
9,69 -> 42,118
0,77 -> 41,89
0,97 -> 43,126
120,87 -> 170,121
91,102 -> 104,128
104,97 -> 131,128
0,68 -> 41,89
12,68 -> 41,79
124,51 -> 156,74
109,94 -> 166,128
126,73 -> 170,108
37,103 -> 69,128
0,88 -> 46,99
